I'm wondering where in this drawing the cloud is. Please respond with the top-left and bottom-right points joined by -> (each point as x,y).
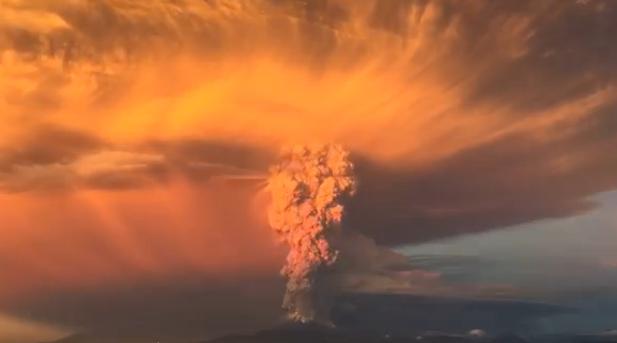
147,138 -> 273,181
348,112 -> 617,244
0,131 -> 272,191
0,125 -> 102,167
329,232 -> 444,295
0,149 -> 166,191
0,0 -> 614,191
71,150 -> 167,188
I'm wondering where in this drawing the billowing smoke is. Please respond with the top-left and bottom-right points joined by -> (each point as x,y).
267,144 -> 356,323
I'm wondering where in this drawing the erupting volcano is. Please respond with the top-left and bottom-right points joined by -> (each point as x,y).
266,144 -> 356,323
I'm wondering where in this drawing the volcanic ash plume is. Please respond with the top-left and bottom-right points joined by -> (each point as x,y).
267,144 -> 356,323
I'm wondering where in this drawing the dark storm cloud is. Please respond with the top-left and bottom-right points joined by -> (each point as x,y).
348,113 -> 617,244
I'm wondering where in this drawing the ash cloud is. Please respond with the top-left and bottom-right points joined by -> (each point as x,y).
266,144 -> 356,323
348,115 -> 617,244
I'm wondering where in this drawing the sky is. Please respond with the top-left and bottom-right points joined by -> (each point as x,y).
401,190 -> 617,333
0,0 -> 616,342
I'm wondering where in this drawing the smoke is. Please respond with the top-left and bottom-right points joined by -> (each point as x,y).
267,144 -> 356,323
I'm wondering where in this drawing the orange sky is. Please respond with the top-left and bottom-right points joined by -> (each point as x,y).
0,179 -> 283,302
